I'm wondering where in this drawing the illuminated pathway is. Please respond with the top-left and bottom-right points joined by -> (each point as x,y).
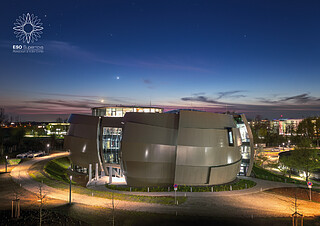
11,153 -> 320,218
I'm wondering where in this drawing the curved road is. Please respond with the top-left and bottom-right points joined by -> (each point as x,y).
11,153 -> 320,218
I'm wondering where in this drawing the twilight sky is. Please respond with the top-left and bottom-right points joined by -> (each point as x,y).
1,0 -> 320,121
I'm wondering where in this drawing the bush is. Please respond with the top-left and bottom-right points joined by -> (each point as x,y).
106,179 -> 256,192
252,165 -> 304,184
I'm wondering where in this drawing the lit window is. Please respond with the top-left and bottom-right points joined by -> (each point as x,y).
227,128 -> 234,146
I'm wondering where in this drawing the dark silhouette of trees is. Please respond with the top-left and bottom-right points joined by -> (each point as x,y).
0,127 -> 26,155
251,117 -> 287,147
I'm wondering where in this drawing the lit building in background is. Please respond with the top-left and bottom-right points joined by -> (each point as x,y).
271,118 -> 303,135
92,106 -> 163,117
24,122 -> 70,138
46,122 -> 70,137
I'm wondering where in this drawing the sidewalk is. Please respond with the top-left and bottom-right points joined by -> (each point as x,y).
93,176 -> 298,197
10,153 -> 320,217
10,153 -> 178,213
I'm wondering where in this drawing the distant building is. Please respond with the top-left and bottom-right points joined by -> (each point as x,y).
271,118 -> 303,135
249,118 -> 304,137
24,122 -> 70,138
46,123 -> 69,137
92,105 -> 163,117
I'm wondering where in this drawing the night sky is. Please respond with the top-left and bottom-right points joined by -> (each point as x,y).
1,0 -> 320,121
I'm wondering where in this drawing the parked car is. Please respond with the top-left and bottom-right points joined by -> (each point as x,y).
16,153 -> 28,158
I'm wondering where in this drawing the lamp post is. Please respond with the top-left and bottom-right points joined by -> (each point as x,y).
5,156 -> 8,173
46,144 -> 50,154
69,175 -> 72,204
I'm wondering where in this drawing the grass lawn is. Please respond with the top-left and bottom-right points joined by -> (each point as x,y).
7,158 -> 22,165
29,157 -> 187,205
252,165 -> 307,185
107,179 -> 256,192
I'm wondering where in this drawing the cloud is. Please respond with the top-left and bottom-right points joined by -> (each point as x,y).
181,95 -> 222,105
31,91 -> 135,103
192,92 -> 206,96
29,99 -> 96,109
42,40 -> 212,72
279,93 -> 318,103
181,90 -> 246,105
180,92 -> 320,119
3,98 -> 97,115
143,79 -> 152,84
3,93 -> 136,116
259,93 -> 320,105
142,79 -> 156,89
217,90 -> 246,99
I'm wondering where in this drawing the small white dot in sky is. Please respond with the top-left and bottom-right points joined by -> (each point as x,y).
116,76 -> 120,80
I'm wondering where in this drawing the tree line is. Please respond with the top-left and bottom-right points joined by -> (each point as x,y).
251,116 -> 320,181
251,116 -> 320,147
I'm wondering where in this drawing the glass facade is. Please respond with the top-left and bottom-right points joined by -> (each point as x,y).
92,106 -> 163,117
102,127 -> 122,164
92,106 -> 163,166
235,117 -> 252,176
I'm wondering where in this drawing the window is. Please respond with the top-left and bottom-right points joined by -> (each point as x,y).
226,128 -> 234,146
102,127 -> 122,164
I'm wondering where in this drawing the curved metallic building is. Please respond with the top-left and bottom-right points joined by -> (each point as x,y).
65,108 -> 254,187
121,110 -> 242,186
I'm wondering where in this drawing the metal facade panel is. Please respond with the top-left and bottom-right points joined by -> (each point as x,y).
122,122 -> 177,145
68,124 -> 98,139
125,161 -> 175,186
178,110 -> 236,129
177,128 -> 228,147
124,112 -> 179,129
208,161 -> 241,185
241,114 -> 255,176
64,135 -> 99,168
101,117 -> 123,128
68,114 -> 99,125
174,165 -> 209,185
175,145 -> 241,167
174,110 -> 241,185
121,142 -> 176,163
65,114 -> 100,170
120,117 -> 178,186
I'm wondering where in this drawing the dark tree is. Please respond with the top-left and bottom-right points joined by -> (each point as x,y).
279,147 -> 320,181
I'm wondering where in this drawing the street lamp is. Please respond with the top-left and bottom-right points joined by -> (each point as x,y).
5,156 -> 8,173
46,144 -> 50,154
69,175 -> 72,204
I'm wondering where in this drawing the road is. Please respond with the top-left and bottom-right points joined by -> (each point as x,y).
10,153 -> 320,218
